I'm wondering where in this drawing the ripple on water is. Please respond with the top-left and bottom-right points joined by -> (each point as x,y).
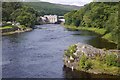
2,24 -> 117,78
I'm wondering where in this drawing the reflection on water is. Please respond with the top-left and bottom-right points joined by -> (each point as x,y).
63,66 -> 120,79
86,37 -> 117,49
2,24 -> 118,78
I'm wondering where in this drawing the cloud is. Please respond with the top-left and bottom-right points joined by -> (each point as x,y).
40,0 -> 92,6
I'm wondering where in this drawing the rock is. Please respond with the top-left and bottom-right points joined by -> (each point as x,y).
73,52 -> 77,56
68,60 -> 70,63
63,43 -> 120,74
63,42 -> 119,75
70,56 -> 74,60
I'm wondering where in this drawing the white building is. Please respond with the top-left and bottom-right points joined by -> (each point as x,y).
44,15 -> 58,23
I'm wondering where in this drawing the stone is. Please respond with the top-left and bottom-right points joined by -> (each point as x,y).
70,56 -> 74,60
73,52 -> 77,56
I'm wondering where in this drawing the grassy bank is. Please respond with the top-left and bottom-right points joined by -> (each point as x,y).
77,58 -> 120,76
1,25 -> 32,36
2,28 -> 32,36
0,26 -> 13,30
64,25 -> 116,44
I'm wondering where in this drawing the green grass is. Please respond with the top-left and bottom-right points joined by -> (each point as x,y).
0,26 -> 13,30
64,25 -> 106,35
0,25 -> 27,30
18,25 -> 27,29
64,25 -> 117,44
64,44 -> 77,57
90,60 -> 120,75
102,33 -> 116,43
102,33 -> 112,39
77,27 -> 106,35
77,57 -> 120,75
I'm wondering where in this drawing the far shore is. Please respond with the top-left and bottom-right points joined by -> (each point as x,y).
1,28 -> 32,36
64,25 -> 117,44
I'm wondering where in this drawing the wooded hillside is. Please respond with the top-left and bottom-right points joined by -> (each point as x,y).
64,2 -> 120,49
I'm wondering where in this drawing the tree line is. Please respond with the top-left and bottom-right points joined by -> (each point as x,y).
64,2 -> 120,49
23,2 -> 78,16
2,2 -> 39,28
2,2 -> 79,28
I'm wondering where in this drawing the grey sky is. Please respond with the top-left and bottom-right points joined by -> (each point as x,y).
40,0 -> 93,6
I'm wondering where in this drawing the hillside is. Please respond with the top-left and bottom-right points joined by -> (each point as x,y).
23,2 -> 80,16
64,2 -> 120,49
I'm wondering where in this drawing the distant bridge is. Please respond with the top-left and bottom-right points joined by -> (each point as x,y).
58,16 -> 65,23
58,16 -> 64,18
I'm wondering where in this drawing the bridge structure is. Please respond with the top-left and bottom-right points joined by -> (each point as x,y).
58,16 -> 65,23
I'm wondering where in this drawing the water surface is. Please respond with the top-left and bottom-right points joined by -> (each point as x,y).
2,24 -> 118,78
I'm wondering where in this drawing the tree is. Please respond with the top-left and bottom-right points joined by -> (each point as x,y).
64,10 -> 77,25
2,2 -> 22,21
64,2 -> 119,49
10,6 -> 38,28
16,12 -> 36,27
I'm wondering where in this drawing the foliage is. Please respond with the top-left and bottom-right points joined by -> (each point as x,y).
64,2 -> 120,49
105,53 -> 119,67
84,60 -> 93,70
79,55 -> 92,70
64,10 -> 77,25
65,44 -> 77,57
102,33 -> 113,42
78,53 -> 119,74
65,25 -> 106,35
79,55 -> 87,68
23,2 -> 80,16
2,2 -> 22,21
2,2 -> 79,28
15,9 -> 36,27
0,26 -> 13,30
2,2 -> 38,28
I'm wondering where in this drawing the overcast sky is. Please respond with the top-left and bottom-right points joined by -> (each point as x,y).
40,0 -> 93,6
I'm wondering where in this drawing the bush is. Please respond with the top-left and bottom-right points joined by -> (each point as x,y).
79,55 -> 87,68
65,44 -> 77,57
79,55 -> 92,70
84,60 -> 92,70
105,53 -> 118,66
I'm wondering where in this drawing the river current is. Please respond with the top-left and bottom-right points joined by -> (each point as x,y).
2,24 -> 118,78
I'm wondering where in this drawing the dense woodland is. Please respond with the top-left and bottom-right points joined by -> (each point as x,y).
64,2 -> 120,49
2,2 -> 38,28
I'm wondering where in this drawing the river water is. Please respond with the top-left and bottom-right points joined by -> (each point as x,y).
2,24 -> 119,78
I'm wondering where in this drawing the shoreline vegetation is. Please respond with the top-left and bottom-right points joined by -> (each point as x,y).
1,25 -> 32,36
64,2 -> 120,49
2,28 -> 32,36
64,25 -> 116,44
1,2 -> 78,36
63,2 -> 120,75
63,43 -> 120,76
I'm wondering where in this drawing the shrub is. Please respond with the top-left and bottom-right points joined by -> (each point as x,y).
84,60 -> 92,70
65,44 -> 77,57
79,55 -> 92,70
105,53 -> 118,66
79,55 -> 87,68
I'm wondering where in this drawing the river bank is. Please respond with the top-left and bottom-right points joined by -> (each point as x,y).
63,43 -> 120,76
1,25 -> 32,36
2,28 -> 32,36
64,25 -> 116,44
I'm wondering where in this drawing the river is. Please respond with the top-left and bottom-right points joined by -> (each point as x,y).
2,24 -> 119,79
